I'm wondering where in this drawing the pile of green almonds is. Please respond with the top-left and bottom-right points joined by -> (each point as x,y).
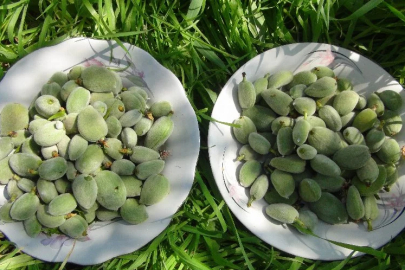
0,65 -> 174,239
233,67 -> 403,232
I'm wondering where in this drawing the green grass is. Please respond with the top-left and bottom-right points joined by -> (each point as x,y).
1,0 -> 405,269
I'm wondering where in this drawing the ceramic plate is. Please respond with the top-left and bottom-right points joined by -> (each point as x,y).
0,38 -> 200,265
208,43 -> 405,260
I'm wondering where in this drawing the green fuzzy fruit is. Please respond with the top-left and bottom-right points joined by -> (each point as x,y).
237,144 -> 261,161
352,108 -> 377,133
119,109 -> 143,128
48,193 -> 77,216
309,192 -> 348,224
90,92 -> 114,104
0,137 -> 14,161
343,126 -> 366,145
41,82 -> 62,98
135,159 -> 165,180
36,204 -> 66,228
48,71 -> 68,87
1,103 -> 29,136
336,77 -> 353,91
242,105 -> 276,132
376,137 -> 401,164
5,179 -> 23,199
67,135 -> 88,161
307,127 -> 341,156
59,215 -> 88,239
310,154 -> 341,177
311,66 -> 335,79
121,127 -> 137,148
355,94 -> 367,110
365,128 -> 385,153
95,170 -> 127,211
60,80 -> 79,102
287,71 -> 317,89
121,176 -> 142,197
35,95 -> 61,118
237,73 -> 256,109
296,115 -> 326,128
66,87 -> 91,114
38,157 -> 67,181
292,119 -> 311,146
120,198 -> 148,224
384,164 -> 398,190
150,101 -> 173,118
264,189 -> 298,205
269,155 -> 306,174
68,66 -> 83,80
341,111 -> 357,128
367,93 -> 385,117
0,156 -> 13,185
333,145 -> 371,170
239,160 -> 261,187
127,86 -> 149,100
63,113 -> 79,136
313,174 -> 345,192
377,90 -> 403,111
28,118 -> 50,135
346,185 -> 365,221
37,179 -> 58,204
105,116 -> 123,138
21,136 -> 41,156
96,207 -> 120,221
296,144 -> 317,160
268,70 -> 293,89
380,109 -> 402,136
299,178 -> 321,202
119,91 -> 146,112
265,203 -> 298,224
333,90 -> 359,116
271,116 -> 295,135
293,97 -> 317,117
33,121 -> 66,147
77,105 -> 108,142
248,132 -> 271,155
56,135 -> 70,159
140,174 -> 170,205
66,161 -> 77,181
92,101 -> 108,117
103,138 -> 124,160
104,99 -> 126,119
111,159 -> 136,176
129,146 -> 160,164
253,74 -> 270,101
9,153 -> 42,178
55,178 -> 71,194
134,117 -> 153,136
144,116 -> 174,150
261,87 -> 293,116
318,105 -> 342,132
23,215 -> 42,238
289,84 -> 307,99
81,65 -> 121,93
9,192 -> 39,221
75,144 -> 104,174
16,178 -> 36,193
304,77 -> 337,98
271,169 -> 295,199
277,127 -> 295,156
247,174 -> 269,207
356,157 -> 379,186
72,174 -> 98,210
363,195 -> 379,231
352,165 -> 386,196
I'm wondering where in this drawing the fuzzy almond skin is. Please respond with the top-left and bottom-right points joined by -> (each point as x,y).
261,87 -> 293,116
346,186 -> 365,221
81,65 -> 119,93
48,193 -> 77,216
77,105 -> 108,142
120,198 -> 148,224
238,73 -> 256,109
72,174 -> 98,210
140,174 -> 170,205
59,215 -> 88,239
0,103 -> 29,136
9,193 -> 40,221
265,203 -> 299,224
144,116 -> 174,150
95,170 -> 127,211
309,192 -> 348,225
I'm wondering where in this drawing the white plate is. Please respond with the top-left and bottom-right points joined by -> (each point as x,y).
0,38 -> 200,265
208,43 -> 405,260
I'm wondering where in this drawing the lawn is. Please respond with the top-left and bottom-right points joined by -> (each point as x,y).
1,0 -> 405,269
